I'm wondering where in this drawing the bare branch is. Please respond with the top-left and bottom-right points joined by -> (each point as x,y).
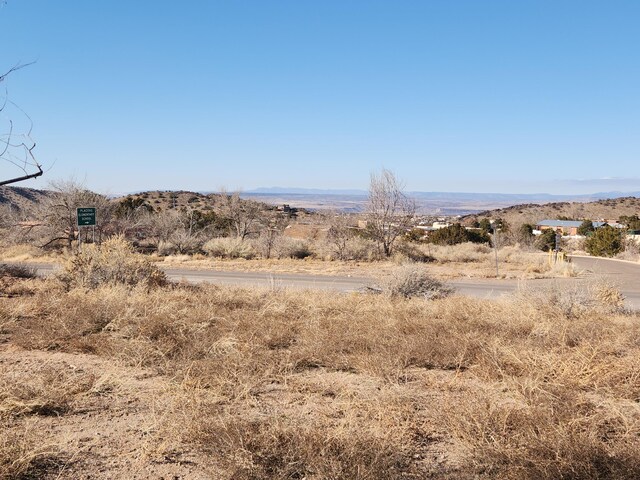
0,62 -> 35,84
0,62 -> 43,185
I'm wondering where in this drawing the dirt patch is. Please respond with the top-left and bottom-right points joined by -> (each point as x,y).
0,344 -> 214,479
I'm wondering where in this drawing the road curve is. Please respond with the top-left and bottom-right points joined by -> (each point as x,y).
569,255 -> 640,309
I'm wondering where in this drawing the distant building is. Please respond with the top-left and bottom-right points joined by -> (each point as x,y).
536,219 -> 607,236
431,221 -> 451,230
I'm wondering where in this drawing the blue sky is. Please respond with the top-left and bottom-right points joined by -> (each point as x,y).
1,1 -> 639,194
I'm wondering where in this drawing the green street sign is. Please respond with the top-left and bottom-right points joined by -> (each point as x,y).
77,207 -> 97,227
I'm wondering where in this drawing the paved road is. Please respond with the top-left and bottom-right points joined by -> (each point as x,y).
569,255 -> 640,309
8,256 -> 640,309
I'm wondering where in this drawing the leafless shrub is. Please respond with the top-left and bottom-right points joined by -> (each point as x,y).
321,236 -> 381,261
253,217 -> 288,259
156,239 -> 178,256
275,238 -> 314,259
616,238 -> 640,262
378,265 -> 454,299
166,228 -> 204,255
57,235 -> 167,289
367,169 -> 416,257
216,190 -> 263,239
203,237 -> 256,259
394,241 -> 435,263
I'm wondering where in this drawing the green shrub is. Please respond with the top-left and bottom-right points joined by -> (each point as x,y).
577,220 -> 595,236
536,229 -> 557,251
427,224 -> 489,246
585,226 -> 625,257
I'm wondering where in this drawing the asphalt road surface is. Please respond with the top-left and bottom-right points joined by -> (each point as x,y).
8,256 -> 640,309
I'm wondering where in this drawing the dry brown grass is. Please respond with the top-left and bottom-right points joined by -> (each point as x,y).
421,242 -> 579,279
0,366 -> 98,418
0,356 -> 114,479
0,243 -> 61,264
0,420 -> 61,479
159,242 -> 578,281
1,265 -> 640,478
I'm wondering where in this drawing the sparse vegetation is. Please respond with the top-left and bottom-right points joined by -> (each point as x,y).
57,235 -> 167,289
464,196 -> 640,227
203,237 -> 256,259
2,264 -> 639,478
377,264 -> 453,299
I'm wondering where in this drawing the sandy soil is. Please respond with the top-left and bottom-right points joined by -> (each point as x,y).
0,344 -> 214,479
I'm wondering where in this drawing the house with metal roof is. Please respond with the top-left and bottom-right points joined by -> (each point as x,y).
535,219 -> 608,236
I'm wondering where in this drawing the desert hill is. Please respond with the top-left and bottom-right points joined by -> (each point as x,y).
118,190 -> 225,212
462,196 -> 640,226
0,186 -> 53,213
0,187 -> 275,214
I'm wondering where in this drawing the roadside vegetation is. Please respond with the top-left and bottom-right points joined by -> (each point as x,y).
1,241 -> 639,478
3,171 -> 640,278
0,179 -> 590,281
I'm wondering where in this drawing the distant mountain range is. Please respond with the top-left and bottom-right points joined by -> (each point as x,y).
249,187 -> 367,196
243,188 -> 640,214
249,187 -> 640,202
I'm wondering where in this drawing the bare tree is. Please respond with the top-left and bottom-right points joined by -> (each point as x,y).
216,190 -> 263,240
255,214 -> 289,259
145,209 -> 206,254
36,179 -> 112,249
366,169 -> 416,257
147,209 -> 183,249
326,212 -> 353,260
111,198 -> 154,237
0,63 -> 43,186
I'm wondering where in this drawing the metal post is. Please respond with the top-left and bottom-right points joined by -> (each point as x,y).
554,229 -> 561,264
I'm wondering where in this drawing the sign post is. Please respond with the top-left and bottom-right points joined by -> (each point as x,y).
554,228 -> 562,264
492,224 -> 499,277
76,208 -> 97,248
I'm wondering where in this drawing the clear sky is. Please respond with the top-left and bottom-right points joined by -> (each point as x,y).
1,1 -> 639,195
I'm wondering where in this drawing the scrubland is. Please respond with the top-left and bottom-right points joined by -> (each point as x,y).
1,240 -> 639,479
158,241 -> 576,280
